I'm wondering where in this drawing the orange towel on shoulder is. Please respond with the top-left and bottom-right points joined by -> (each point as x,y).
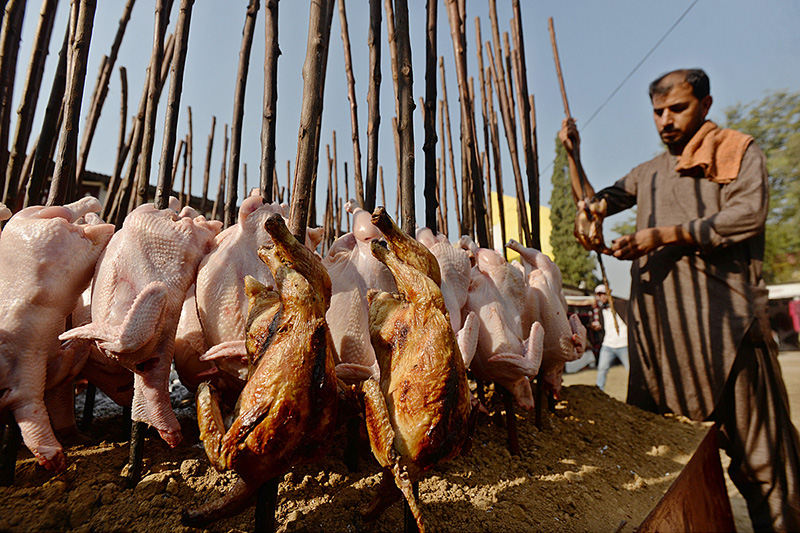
675,121 -> 753,184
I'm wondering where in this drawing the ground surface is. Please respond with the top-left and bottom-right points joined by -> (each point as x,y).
0,352 -> 796,532
562,349 -> 800,533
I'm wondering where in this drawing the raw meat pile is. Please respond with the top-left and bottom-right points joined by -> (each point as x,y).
0,195 -> 586,531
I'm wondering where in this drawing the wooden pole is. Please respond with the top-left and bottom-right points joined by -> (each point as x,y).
485,42 -> 531,248
200,115 -> 215,215
260,0 -> 279,202
212,123 -> 228,221
548,17 -> 571,119
364,0 -> 381,213
48,0 -> 97,207
135,0 -> 167,207
5,0 -> 57,210
180,138 -> 188,204
76,0 -> 136,188
486,69 -> 507,258
154,0 -> 194,211
391,0 -> 414,235
170,138 -> 184,201
225,0 -> 260,227
25,25 -> 68,207
379,164 -> 385,208
422,0 -> 437,231
0,0 -> 27,205
444,0 -> 487,247
336,0 -> 364,208
438,60 -> 460,234
186,107 -> 192,203
437,100 -> 448,236
288,0 -> 333,242
102,67 -> 128,218
332,131 -> 339,236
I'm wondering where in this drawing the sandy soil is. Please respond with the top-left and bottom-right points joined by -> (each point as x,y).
562,350 -> 800,533
0,353 -> 796,532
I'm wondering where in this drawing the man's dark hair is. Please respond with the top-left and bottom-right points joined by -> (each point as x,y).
649,68 -> 710,100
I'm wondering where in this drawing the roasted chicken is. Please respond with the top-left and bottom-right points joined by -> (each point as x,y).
184,214 -> 337,525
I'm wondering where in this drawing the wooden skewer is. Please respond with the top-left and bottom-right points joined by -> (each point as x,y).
548,16 -> 619,334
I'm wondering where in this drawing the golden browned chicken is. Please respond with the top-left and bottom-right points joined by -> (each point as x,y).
183,214 -> 337,526
361,209 -> 471,532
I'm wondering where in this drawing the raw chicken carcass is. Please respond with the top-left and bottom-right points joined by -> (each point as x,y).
61,201 -> 221,447
322,200 -> 394,382
0,197 -> 114,470
417,228 -> 478,367
463,260 -> 544,410
506,239 -> 587,394
184,214 -> 337,525
361,209 -> 471,532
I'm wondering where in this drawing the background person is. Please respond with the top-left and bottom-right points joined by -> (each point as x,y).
591,284 -> 629,391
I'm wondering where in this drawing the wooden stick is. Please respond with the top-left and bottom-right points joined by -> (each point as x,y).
444,0 -> 487,247
5,0 -> 58,210
186,106 -> 192,203
486,71 -> 507,259
485,42 -> 531,248
383,0 -> 398,120
511,1 -> 540,250
102,67 -> 128,218
170,138 -> 184,200
437,99 -> 448,236
212,123 -> 228,221
76,0 -> 136,188
48,0 -> 97,207
393,0 -> 415,236
225,0 -> 259,227
392,116 -> 400,221
25,25 -> 68,208
260,0 -> 279,202
379,165 -> 386,208
288,0 -> 333,242
242,162 -> 248,200
285,159 -> 291,205
0,0 -> 27,205
200,116 -> 215,215
155,0 -> 194,211
332,130 -> 339,236
438,60 -> 460,234
364,0 -> 381,213
337,0 -> 364,209
254,477 -> 279,533
421,0 -> 438,231
180,137 -> 188,204
548,17 -> 571,119
117,32 -> 172,224
136,1 -> 168,207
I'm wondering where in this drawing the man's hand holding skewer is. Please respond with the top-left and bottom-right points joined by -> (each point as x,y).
558,118 -> 611,255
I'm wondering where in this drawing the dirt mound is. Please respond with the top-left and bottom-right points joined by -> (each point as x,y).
0,384 -> 707,532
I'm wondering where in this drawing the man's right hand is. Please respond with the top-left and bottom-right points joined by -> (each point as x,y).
574,197 -> 610,254
559,118 -> 580,155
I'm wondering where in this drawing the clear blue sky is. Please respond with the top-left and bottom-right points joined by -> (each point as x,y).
14,0 -> 800,296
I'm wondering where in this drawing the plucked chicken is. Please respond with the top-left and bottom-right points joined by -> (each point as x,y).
506,239 -> 587,394
0,197 -> 114,471
60,201 -> 221,446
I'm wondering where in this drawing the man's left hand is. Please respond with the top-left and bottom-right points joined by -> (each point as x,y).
611,228 -> 663,260
611,225 -> 695,260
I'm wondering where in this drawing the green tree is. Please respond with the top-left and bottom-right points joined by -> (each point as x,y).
725,90 -> 800,283
549,138 -> 596,288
